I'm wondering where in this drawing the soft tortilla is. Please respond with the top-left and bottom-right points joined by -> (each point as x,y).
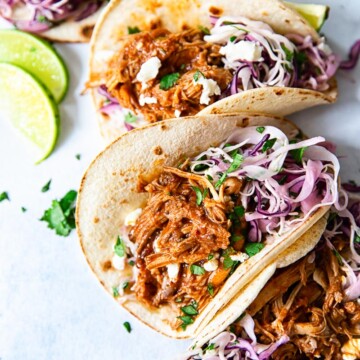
89,0 -> 336,141
76,113 -> 330,338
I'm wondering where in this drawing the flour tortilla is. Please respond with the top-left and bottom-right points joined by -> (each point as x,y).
76,113 -> 330,338
89,0 -> 337,141
9,3 -> 106,42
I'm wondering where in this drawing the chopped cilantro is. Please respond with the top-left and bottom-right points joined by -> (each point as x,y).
205,343 -> 215,351
112,286 -> 119,297
180,64 -> 186,70
124,112 -> 137,123
41,179 -> 51,193
0,191 -> 9,202
207,283 -> 214,296
355,233 -> 360,243
175,297 -> 183,303
262,138 -> 277,153
128,260 -> 135,266
122,281 -> 129,289
223,255 -> 235,270
230,234 -> 243,244
75,154 -> 81,160
178,315 -> 194,330
40,190 -> 77,236
128,26 -> 140,34
206,174 -> 213,181
160,72 -> 180,90
244,242 -> 265,257
230,36 -> 236,42
123,321 -> 132,333
281,44 -> 294,62
234,205 -> 245,217
181,305 -> 198,316
333,250 -> 343,265
21,207 -> 27,213
327,212 -> 337,224
193,70 -> 205,82
208,253 -> 214,260
114,236 -> 126,257
191,186 -> 208,206
190,264 -> 205,275
215,153 -> 244,188
256,126 -> 265,134
235,313 -> 246,322
229,324 -> 236,333
290,146 -> 308,164
198,25 -> 210,35
278,175 -> 287,185
37,15 -> 46,23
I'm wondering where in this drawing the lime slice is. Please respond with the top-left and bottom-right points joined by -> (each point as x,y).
0,62 -> 59,164
285,2 -> 329,31
0,30 -> 69,103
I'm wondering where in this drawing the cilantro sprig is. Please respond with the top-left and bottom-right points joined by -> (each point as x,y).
215,153 -> 244,188
114,236 -> 126,257
191,186 -> 208,206
160,73 -> 180,90
40,190 -> 77,236
41,179 -> 51,193
0,191 -> 9,202
244,242 -> 265,257
128,26 -> 140,34
190,264 -> 205,275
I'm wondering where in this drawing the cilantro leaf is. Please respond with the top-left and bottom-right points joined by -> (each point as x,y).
262,138 -> 277,153
0,191 -> 9,202
122,281 -> 129,289
21,207 -> 27,213
193,70 -> 205,82
198,25 -> 210,35
160,72 -> 180,90
281,44 -> 294,62
234,205 -> 245,217
290,147 -> 308,164
112,287 -> 119,297
128,26 -> 140,34
190,264 -> 205,275
124,112 -> 137,123
230,36 -> 236,42
123,321 -> 132,333
215,153 -> 244,188
40,190 -> 77,236
114,236 -> 126,257
207,283 -> 214,296
256,126 -> 265,134
244,242 -> 265,257
178,315 -> 194,330
355,233 -> 360,243
41,179 -> 51,193
333,249 -> 343,265
191,186 -> 208,206
205,343 -> 215,351
223,255 -> 235,270
181,305 -> 198,316
75,154 -> 81,160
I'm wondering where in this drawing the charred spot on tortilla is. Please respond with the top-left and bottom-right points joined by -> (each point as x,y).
93,217 -> 100,224
275,89 -> 284,96
160,124 -> 168,131
153,146 -> 163,155
81,25 -> 95,40
102,260 -> 112,271
209,6 -> 223,16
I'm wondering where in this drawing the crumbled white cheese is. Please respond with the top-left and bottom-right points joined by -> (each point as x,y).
124,208 -> 142,226
193,76 -> 221,105
203,259 -> 219,272
174,110 -> 181,118
230,252 -> 249,263
139,94 -> 158,106
220,40 -> 263,63
136,56 -> 162,89
318,39 -> 332,56
112,254 -> 126,270
167,263 -> 180,281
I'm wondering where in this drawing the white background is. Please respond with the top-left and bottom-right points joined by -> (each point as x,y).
0,1 -> 359,359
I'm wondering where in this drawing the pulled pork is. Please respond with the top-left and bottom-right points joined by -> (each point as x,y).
241,244 -> 360,359
129,168 -> 245,326
105,28 -> 232,122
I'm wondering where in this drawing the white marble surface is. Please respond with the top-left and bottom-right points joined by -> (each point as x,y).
0,1 -> 359,359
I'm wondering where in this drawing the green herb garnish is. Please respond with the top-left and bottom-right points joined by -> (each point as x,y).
190,264 -> 205,275
191,186 -> 208,206
198,25 -> 210,35
41,179 -> 51,193
193,70 -> 205,82
208,253 -> 214,260
128,260 -> 135,266
205,343 -> 215,351
123,321 -> 132,333
178,315 -> 194,330
0,191 -> 9,202
181,305 -> 198,316
278,175 -> 287,185
160,72 -> 180,90
281,44 -> 294,62
223,255 -> 235,270
114,236 -> 126,257
75,154 -> 81,160
290,146 -> 308,164
112,286 -> 119,297
124,112 -> 137,123
355,234 -> 360,243
37,15 -> 47,23
262,138 -> 277,153
230,36 -> 236,42
333,250 -> 343,265
175,297 -> 183,303
256,126 -> 265,134
234,205 -> 245,217
40,190 -> 77,236
122,281 -> 129,289
21,207 -> 27,213
128,26 -> 140,34
244,242 -> 265,257
215,153 -> 244,188
207,283 -> 214,296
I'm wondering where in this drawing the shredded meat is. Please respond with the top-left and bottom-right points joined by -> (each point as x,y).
242,245 -> 360,359
129,168 -> 234,320
105,28 -> 232,122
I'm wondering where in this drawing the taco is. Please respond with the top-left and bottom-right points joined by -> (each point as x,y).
76,113 -> 343,338
0,0 -> 107,42
185,191 -> 360,359
87,0 -> 339,141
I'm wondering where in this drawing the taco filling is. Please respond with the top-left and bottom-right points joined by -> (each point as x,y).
0,0 -> 105,33
111,126 -> 343,330
94,16 -> 339,131
184,190 -> 360,359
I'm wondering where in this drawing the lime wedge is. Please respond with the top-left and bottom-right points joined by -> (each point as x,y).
0,30 -> 69,103
0,62 -> 59,164
285,2 -> 329,31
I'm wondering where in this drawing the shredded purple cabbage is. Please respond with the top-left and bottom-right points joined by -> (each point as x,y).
340,40 -> 360,70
